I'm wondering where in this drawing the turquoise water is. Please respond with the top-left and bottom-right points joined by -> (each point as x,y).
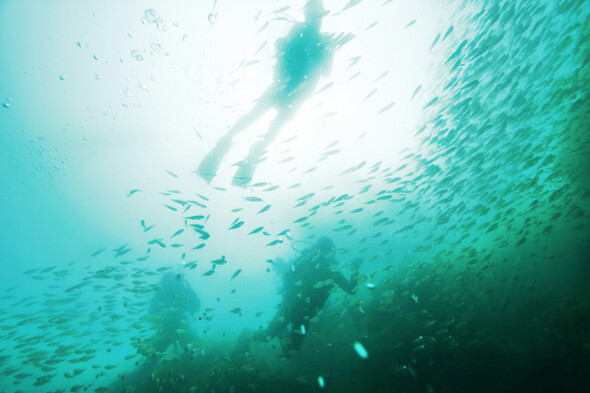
1,0 -> 589,392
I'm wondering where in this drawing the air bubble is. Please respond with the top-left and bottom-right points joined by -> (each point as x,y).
130,50 -> 143,61
144,9 -> 160,24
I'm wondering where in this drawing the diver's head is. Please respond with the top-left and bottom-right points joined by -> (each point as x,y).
304,0 -> 326,28
315,236 -> 335,253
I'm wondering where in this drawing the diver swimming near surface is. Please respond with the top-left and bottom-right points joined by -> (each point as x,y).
197,0 -> 353,187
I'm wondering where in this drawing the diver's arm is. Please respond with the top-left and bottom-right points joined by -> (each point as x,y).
332,271 -> 358,294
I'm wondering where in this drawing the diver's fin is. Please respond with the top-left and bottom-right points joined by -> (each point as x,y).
232,161 -> 257,188
197,136 -> 232,183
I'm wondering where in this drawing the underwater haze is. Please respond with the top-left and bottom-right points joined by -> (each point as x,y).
1,0 -> 589,392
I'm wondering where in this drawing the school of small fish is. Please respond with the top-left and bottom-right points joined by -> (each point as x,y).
1,1 -> 589,392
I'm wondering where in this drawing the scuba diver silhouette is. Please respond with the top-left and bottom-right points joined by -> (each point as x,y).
246,236 -> 362,356
143,272 -> 201,355
108,273 -> 201,392
197,0 -> 353,187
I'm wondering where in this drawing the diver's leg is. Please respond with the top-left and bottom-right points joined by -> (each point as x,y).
232,107 -> 295,187
197,100 -> 270,183
280,319 -> 308,357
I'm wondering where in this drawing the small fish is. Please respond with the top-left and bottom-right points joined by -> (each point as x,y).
243,196 -> 262,202
323,149 -> 341,156
266,239 -> 283,246
156,267 -> 172,272
163,204 -> 178,211
347,72 -> 361,82
184,261 -> 198,269
298,193 -> 315,201
165,170 -> 178,178
316,82 -> 334,94
194,228 -> 210,240
339,0 -> 362,14
279,156 -> 295,163
423,97 -> 438,108
363,21 -> 378,31
127,189 -> 142,197
347,56 -> 361,70
66,282 -> 86,293
375,71 -> 389,81
264,185 -> 280,192
326,140 -> 340,149
186,215 -> 205,220
340,161 -> 367,176
148,238 -> 166,248
430,33 -> 440,50
244,60 -> 260,68
411,84 -> 422,100
376,102 -> 395,115
229,220 -> 245,230
91,248 -> 106,257
193,127 -> 203,139
443,25 -> 454,41
230,269 -> 242,280
171,229 -> 184,238
189,200 -> 207,208
202,269 -> 215,277
364,88 -> 378,102
254,41 -> 268,56
249,226 -> 264,235
258,204 -> 271,214
193,244 -> 206,250
256,21 -> 269,35
230,307 -> 242,314
211,256 -> 227,265
272,6 -> 290,13
280,135 -> 298,144
403,19 -> 416,29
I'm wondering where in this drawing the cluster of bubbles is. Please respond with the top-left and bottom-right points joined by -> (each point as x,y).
142,8 -> 167,31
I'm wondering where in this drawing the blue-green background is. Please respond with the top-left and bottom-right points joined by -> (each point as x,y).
1,1 -> 589,392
